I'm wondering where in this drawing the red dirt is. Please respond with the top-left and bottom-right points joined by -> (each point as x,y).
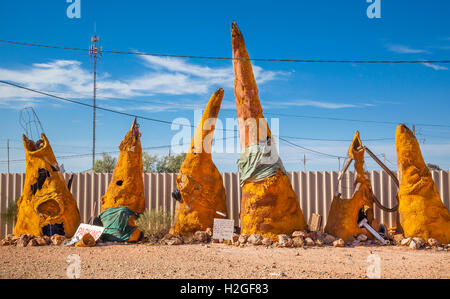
0,243 -> 449,279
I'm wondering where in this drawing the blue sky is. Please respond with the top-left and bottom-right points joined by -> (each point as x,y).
0,0 -> 449,173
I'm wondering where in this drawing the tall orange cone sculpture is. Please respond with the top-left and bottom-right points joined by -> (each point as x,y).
396,124 -> 450,244
232,22 -> 306,240
99,118 -> 145,242
170,88 -> 227,235
325,131 -> 376,242
14,134 -> 80,237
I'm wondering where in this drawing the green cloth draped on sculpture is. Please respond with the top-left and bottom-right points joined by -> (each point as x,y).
99,206 -> 140,242
237,138 -> 286,187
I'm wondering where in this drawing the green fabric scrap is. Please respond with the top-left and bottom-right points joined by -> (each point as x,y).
99,206 -> 139,242
237,139 -> 285,187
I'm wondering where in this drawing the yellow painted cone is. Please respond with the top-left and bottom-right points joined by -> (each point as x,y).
396,124 -> 450,243
170,88 -> 227,235
232,22 -> 306,240
324,131 -> 376,242
14,134 -> 80,238
100,118 -> 145,242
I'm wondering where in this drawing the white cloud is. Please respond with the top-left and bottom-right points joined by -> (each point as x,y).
0,56 -> 287,109
387,44 -> 429,54
262,99 -> 372,109
422,62 -> 448,71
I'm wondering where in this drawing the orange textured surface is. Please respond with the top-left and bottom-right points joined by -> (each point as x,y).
232,22 -> 306,240
14,134 -> 80,238
100,119 -> 145,241
396,124 -> 450,244
324,132 -> 375,242
170,89 -> 227,235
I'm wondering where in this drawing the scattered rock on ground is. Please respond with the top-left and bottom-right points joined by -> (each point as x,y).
315,239 -> 324,246
261,238 -> 272,246
232,233 -> 239,243
427,238 -> 440,247
238,234 -> 248,244
292,237 -> 304,247
278,234 -> 293,247
27,238 -> 38,247
181,234 -> 195,244
412,237 -> 425,248
333,239 -> 345,247
166,236 -> 183,246
247,234 -> 263,245
357,234 -> 368,241
305,237 -> 315,246
409,240 -> 420,250
307,231 -> 318,241
323,234 -> 336,244
194,231 -> 208,243
401,237 -> 412,246
51,234 -> 66,246
351,240 -> 361,246
291,231 -> 307,239
17,234 -> 31,247
392,234 -> 404,245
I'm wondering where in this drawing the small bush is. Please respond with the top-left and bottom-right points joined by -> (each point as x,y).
136,209 -> 173,240
1,199 -> 18,226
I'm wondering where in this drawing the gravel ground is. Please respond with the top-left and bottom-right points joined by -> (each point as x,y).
0,244 -> 449,279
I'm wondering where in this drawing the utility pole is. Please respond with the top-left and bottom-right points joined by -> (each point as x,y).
89,31 -> 102,169
338,157 -> 341,172
7,139 -> 10,174
303,154 -> 306,171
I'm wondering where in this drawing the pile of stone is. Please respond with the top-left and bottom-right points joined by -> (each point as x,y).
0,234 -> 66,247
157,228 -> 213,246
232,230 -> 347,248
392,234 -> 449,251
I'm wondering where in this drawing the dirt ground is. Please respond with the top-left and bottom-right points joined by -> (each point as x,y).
0,243 -> 448,279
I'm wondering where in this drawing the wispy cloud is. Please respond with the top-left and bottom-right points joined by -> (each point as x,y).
386,44 -> 430,54
422,62 -> 448,71
263,99 -> 374,109
0,56 -> 288,109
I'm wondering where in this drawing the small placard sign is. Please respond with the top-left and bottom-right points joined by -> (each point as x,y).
212,218 -> 234,240
308,213 -> 322,232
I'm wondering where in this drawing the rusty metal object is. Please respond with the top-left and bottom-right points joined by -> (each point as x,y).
170,89 -> 227,235
14,134 -> 81,238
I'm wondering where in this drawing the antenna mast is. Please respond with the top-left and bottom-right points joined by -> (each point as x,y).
89,26 -> 102,169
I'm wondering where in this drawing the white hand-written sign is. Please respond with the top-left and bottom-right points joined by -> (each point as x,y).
212,218 -> 234,240
74,223 -> 105,241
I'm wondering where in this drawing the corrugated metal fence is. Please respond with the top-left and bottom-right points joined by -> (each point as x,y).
1,171 -> 449,239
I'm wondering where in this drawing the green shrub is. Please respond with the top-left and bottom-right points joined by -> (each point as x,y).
136,209 -> 173,240
1,199 -> 18,226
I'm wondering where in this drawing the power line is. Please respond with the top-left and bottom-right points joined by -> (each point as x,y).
1,80 -> 407,141
264,112 -> 450,129
0,136 -> 237,164
0,80 -> 197,129
279,135 -> 394,142
1,81 -> 448,166
279,136 -> 346,159
1,39 -> 450,64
